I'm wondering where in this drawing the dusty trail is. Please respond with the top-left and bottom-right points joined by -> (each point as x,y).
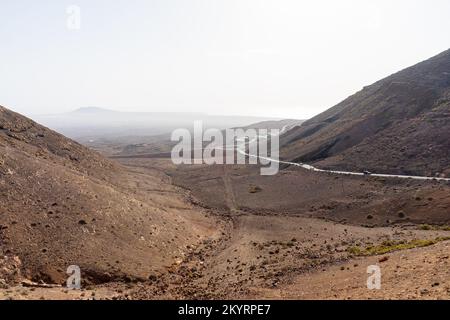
150,163 -> 450,299
221,165 -> 241,215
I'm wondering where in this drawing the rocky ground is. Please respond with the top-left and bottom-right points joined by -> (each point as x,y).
1,140 -> 449,300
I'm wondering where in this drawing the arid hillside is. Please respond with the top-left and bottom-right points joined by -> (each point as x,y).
0,106 -> 218,286
281,49 -> 450,177
237,119 -> 304,131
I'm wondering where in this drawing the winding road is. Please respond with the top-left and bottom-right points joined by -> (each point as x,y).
230,125 -> 450,182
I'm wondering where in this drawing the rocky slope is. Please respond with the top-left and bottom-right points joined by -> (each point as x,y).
281,49 -> 450,177
0,105 -> 217,286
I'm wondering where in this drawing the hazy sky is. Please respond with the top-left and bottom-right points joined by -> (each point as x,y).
1,0 -> 450,119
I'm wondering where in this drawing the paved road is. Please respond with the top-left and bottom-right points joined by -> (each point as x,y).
231,127 -> 450,182
239,148 -> 450,181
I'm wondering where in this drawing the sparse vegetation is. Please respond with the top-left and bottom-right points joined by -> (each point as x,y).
418,224 -> 450,231
347,237 -> 450,256
248,185 -> 262,194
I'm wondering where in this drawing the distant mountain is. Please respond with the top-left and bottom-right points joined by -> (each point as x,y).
281,49 -> 450,177
71,107 -> 118,114
31,108 -> 280,141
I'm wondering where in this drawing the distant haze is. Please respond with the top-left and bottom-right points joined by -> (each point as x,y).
1,0 -> 450,119
32,107 -> 284,139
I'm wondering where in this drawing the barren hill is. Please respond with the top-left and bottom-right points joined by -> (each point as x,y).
237,119 -> 304,131
281,49 -> 450,177
0,106 -> 217,285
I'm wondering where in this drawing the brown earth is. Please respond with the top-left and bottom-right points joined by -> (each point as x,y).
115,158 -> 450,300
249,241 -> 450,300
172,163 -> 450,226
0,106 -> 219,287
1,151 -> 449,299
281,48 -> 450,177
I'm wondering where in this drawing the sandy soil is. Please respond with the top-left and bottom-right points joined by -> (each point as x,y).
249,241 -> 450,300
2,157 -> 449,300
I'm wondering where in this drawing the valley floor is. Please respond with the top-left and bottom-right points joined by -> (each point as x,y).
1,158 -> 449,300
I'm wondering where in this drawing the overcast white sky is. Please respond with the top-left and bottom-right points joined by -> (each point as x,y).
1,0 -> 449,119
